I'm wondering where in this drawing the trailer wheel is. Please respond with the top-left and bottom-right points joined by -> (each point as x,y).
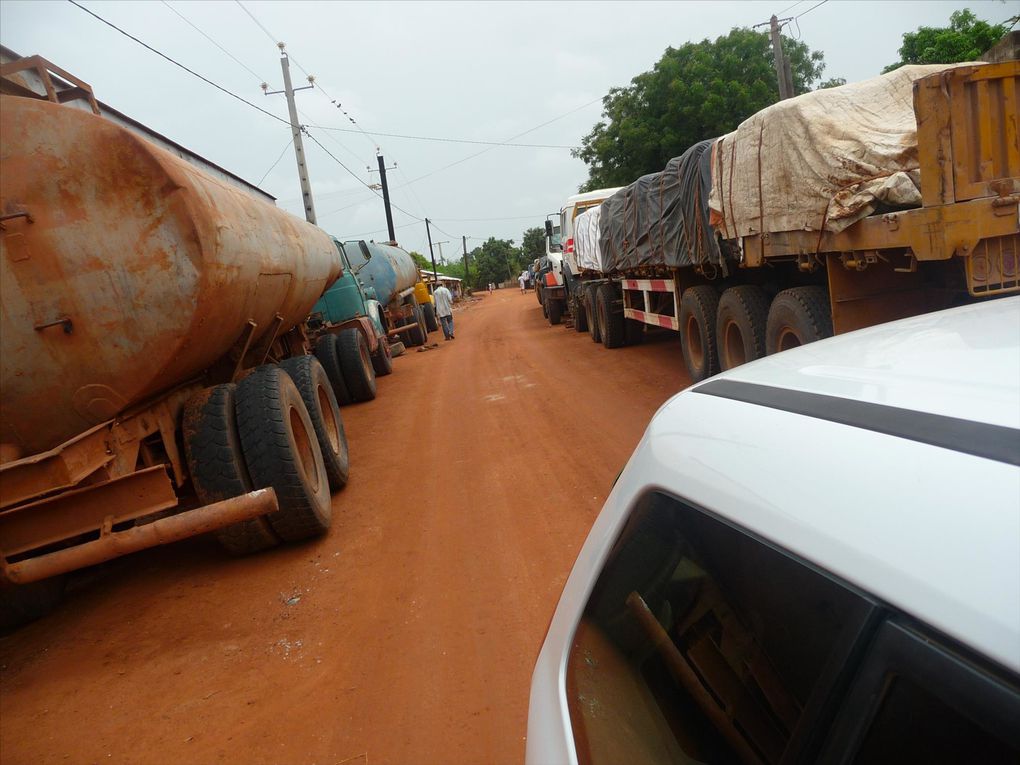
338,328 -> 378,403
236,365 -> 331,541
371,338 -> 394,376
280,355 -> 349,492
765,286 -> 833,354
314,334 -> 353,406
597,283 -> 625,349
0,576 -> 67,633
422,302 -> 439,332
546,295 -> 563,325
716,285 -> 770,371
586,285 -> 602,343
405,304 -> 426,347
182,384 -> 279,555
679,285 -> 720,382
574,293 -> 589,333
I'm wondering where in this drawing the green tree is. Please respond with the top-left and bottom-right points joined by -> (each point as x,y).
470,238 -> 520,288
521,226 -> 546,263
817,76 -> 847,89
883,9 -> 1008,72
574,28 -> 826,191
407,250 -> 431,270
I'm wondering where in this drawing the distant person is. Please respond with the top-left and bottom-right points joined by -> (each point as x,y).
518,272 -> 527,293
434,282 -> 455,340
488,282 -> 494,295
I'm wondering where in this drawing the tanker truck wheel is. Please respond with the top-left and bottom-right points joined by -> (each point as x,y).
0,576 -> 67,633
337,328 -> 378,403
182,384 -> 280,556
405,304 -> 426,347
236,366 -> 331,541
371,338 -> 394,377
597,283 -> 625,349
314,334 -> 353,406
765,286 -> 833,355
422,302 -> 439,333
280,355 -> 350,492
679,285 -> 720,382
716,285 -> 769,371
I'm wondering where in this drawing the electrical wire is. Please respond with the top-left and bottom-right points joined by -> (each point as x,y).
794,0 -> 828,20
303,130 -> 377,191
160,0 -> 265,82
67,0 -> 290,127
305,125 -> 577,150
398,95 -> 604,188
775,0 -> 804,16
234,0 -> 279,46
257,136 -> 294,186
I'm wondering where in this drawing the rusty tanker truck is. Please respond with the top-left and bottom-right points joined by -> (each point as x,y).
0,57 -> 368,627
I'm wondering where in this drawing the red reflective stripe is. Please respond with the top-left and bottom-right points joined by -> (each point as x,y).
566,238 -> 574,254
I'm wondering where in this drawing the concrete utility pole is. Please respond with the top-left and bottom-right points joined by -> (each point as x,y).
425,218 -> 439,284
370,154 -> 397,244
769,15 -> 794,100
433,240 -> 450,265
263,44 -> 317,223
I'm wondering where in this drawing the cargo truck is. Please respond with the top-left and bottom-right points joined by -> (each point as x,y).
0,55 -> 358,627
550,60 -> 1019,382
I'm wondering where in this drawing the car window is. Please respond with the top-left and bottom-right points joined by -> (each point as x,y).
566,492 -> 875,765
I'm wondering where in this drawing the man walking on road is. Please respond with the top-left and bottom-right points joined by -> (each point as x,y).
434,282 -> 455,340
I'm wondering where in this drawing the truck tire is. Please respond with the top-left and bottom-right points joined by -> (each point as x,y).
716,285 -> 770,371
766,286 -> 833,354
597,283 -> 625,349
314,333 -> 353,406
236,365 -> 331,541
422,302 -> 439,332
536,283 -> 544,305
572,292 -> 588,333
337,328 -> 378,403
182,383 -> 280,555
547,295 -> 562,325
541,294 -> 548,319
371,339 -> 394,376
586,285 -> 602,343
405,304 -> 426,347
0,576 -> 67,633
279,355 -> 350,492
680,285 -> 720,382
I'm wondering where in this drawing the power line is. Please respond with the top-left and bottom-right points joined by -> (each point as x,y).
234,0 -> 278,46
399,95 -> 604,188
306,125 -> 577,150
432,215 -> 545,223
303,130 -> 376,191
775,0 -> 805,16
160,0 -> 265,82
68,0 -> 290,127
258,136 -> 294,186
795,0 -> 828,20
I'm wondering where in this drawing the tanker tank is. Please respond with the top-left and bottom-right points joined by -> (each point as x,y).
352,241 -> 421,308
0,96 -> 342,458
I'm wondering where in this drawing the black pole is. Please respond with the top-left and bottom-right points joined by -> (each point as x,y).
462,235 -> 469,286
425,218 -> 439,285
377,153 -> 396,244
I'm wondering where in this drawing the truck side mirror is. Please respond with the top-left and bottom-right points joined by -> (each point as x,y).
353,241 -> 372,273
544,220 -> 553,238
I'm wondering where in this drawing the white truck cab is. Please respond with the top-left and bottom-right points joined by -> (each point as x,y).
527,297 -> 1020,764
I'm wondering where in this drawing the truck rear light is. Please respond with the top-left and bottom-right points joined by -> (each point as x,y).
566,238 -> 574,254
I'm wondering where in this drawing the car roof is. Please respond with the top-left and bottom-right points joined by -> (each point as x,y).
627,297 -> 1020,674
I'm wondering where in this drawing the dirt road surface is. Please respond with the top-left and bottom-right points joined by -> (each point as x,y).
1,289 -> 690,765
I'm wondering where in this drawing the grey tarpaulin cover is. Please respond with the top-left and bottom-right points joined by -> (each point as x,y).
708,63 -> 975,238
597,139 -> 724,273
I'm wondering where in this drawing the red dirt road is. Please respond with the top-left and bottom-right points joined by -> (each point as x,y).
0,290 -> 690,765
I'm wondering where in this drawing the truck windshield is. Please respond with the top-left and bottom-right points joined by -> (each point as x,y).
549,224 -> 563,252
343,240 -> 370,273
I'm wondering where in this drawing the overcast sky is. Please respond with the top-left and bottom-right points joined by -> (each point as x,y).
1,0 -> 1013,255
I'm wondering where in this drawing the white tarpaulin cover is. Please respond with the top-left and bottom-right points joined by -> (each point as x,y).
573,205 -> 605,273
708,63 -> 975,238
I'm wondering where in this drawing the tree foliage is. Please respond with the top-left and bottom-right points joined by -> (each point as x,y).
883,9 -> 1008,73
468,237 -> 523,288
574,28 -> 827,191
521,227 -> 546,264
